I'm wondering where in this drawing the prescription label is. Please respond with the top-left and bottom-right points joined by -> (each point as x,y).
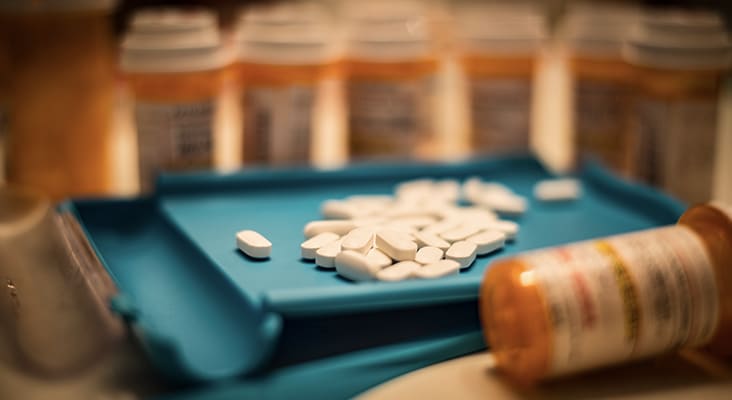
347,77 -> 433,158
574,80 -> 632,175
469,78 -> 531,153
521,225 -> 718,377
135,100 -> 215,191
243,85 -> 314,165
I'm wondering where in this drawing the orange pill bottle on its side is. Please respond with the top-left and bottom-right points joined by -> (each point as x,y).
480,202 -> 732,384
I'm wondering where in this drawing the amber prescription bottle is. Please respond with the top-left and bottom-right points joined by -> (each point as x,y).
456,4 -> 545,155
564,3 -> 638,177
343,2 -> 439,160
236,4 -> 336,165
480,202 -> 732,384
1,0 -> 116,199
120,8 -> 228,192
623,11 -> 731,204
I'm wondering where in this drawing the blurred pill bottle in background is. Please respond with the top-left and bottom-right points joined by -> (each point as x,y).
623,10 -> 731,205
120,8 -> 228,192
343,1 -> 439,160
563,2 -> 639,177
236,3 -> 337,166
480,202 -> 732,385
456,3 -> 545,155
0,0 -> 117,200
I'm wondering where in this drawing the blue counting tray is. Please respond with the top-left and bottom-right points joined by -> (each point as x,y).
66,155 -> 684,391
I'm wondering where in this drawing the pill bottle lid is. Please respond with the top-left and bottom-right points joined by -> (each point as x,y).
455,3 -> 546,56
236,3 -> 335,65
563,2 -> 640,59
623,10 -> 732,70
120,7 -> 228,73
344,0 -> 433,61
0,0 -> 116,12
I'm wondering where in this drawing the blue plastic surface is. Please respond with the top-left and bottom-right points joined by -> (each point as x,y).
68,155 -> 685,384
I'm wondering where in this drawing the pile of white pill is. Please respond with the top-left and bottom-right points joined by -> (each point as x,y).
236,177 -> 581,281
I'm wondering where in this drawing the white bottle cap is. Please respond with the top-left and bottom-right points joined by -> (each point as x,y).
563,2 -> 640,59
120,8 -> 228,73
344,0 -> 433,61
455,3 -> 547,56
236,3 -> 335,65
623,10 -> 732,70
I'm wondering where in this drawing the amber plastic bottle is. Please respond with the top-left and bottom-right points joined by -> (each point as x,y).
480,202 -> 732,384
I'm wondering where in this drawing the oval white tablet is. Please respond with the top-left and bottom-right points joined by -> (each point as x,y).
301,232 -> 340,260
467,230 -> 505,255
315,239 -> 342,269
377,261 -> 421,282
413,259 -> 460,279
375,229 -> 418,261
440,225 -> 482,243
236,230 -> 272,259
413,231 -> 451,251
480,192 -> 527,216
420,217 -> 462,235
533,178 -> 581,202
445,240 -> 477,269
304,220 -> 357,238
335,250 -> 380,281
320,200 -> 363,219
415,246 -> 444,265
341,227 -> 375,254
483,220 -> 519,240
366,248 -> 393,269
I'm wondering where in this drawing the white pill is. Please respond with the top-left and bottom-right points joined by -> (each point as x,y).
480,192 -> 527,216
467,230 -> 505,255
484,220 -> 519,240
395,179 -> 434,201
445,240 -> 477,269
534,178 -> 581,202
335,250 -> 381,281
413,231 -> 451,251
462,177 -> 486,204
420,217 -> 462,235
375,229 -> 418,261
301,232 -> 340,260
482,182 -> 514,197
320,200 -> 364,219
414,259 -> 460,279
366,248 -> 393,269
390,216 -> 437,229
434,180 -> 460,202
456,207 -> 498,225
352,216 -> 388,228
346,195 -> 394,205
304,220 -> 357,238
341,227 -> 375,254
377,261 -> 421,282
236,230 -> 272,259
315,239 -> 342,269
440,224 -> 482,243
415,246 -> 444,265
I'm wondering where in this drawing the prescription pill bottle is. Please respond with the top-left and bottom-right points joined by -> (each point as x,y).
236,4 -> 336,165
0,0 -> 116,200
456,4 -> 545,155
623,11 -> 731,204
121,8 -> 228,192
343,1 -> 439,160
480,202 -> 732,384
564,3 -> 638,177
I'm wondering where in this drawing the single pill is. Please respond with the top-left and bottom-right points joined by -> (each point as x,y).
415,246 -> 444,265
366,248 -> 393,269
346,194 -> 394,205
383,222 -> 419,236
236,230 -> 272,259
320,200 -> 364,219
391,216 -> 437,229
440,225 -> 482,243
341,227 -> 375,254
484,220 -> 519,240
395,179 -> 434,200
413,231 -> 451,251
445,240 -> 477,269
480,192 -> 527,215
301,232 -> 340,260
456,207 -> 498,225
434,180 -> 460,202
375,229 -> 418,261
315,239 -> 342,269
534,178 -> 581,202
335,250 -> 380,282
482,182 -> 514,197
377,261 -> 421,282
420,217 -> 462,235
414,259 -> 460,279
352,216 -> 387,228
304,220 -> 357,238
462,177 -> 486,204
467,230 -> 506,255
